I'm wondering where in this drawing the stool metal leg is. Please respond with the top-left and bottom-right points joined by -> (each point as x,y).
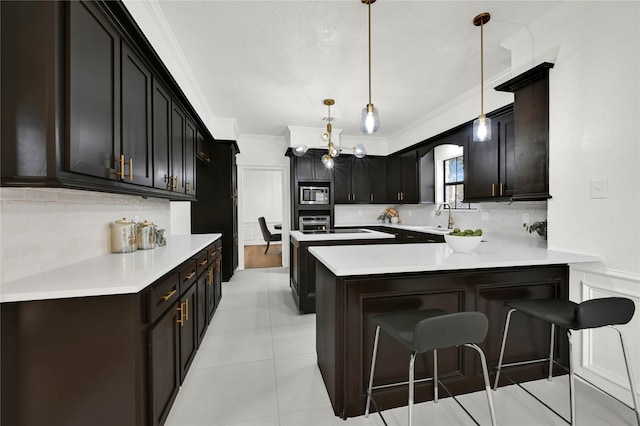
434,349 -> 439,403
409,352 -> 416,426
494,308 -> 516,390
568,330 -> 576,426
612,326 -> 640,425
466,343 -> 497,426
364,326 -> 381,418
548,323 -> 556,381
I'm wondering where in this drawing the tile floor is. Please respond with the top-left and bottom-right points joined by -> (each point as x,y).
166,267 -> 638,426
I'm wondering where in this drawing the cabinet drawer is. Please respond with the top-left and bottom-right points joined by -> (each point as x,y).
179,259 -> 197,295
195,250 -> 208,277
208,241 -> 222,261
149,272 -> 179,323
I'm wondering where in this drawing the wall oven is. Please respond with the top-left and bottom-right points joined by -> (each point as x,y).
299,186 -> 329,205
299,215 -> 330,232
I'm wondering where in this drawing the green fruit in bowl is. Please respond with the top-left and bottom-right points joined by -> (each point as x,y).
448,228 -> 483,237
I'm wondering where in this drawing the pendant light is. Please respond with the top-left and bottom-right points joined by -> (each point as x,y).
361,0 -> 379,134
473,12 -> 491,142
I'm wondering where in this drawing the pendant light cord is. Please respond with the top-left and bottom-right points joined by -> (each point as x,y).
480,19 -> 484,116
368,1 -> 372,106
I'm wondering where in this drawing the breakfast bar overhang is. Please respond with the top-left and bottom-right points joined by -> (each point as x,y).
309,241 -> 599,419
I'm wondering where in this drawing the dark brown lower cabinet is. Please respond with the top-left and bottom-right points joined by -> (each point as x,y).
149,300 -> 181,426
0,239 -> 222,426
315,263 -> 569,419
196,274 -> 208,347
179,282 -> 198,382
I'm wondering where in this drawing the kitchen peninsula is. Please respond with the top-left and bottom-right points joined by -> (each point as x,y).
310,240 -> 599,418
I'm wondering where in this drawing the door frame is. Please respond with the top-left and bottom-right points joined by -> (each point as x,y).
237,164 -> 290,270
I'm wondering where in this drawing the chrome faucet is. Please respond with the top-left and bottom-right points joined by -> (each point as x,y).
435,203 -> 454,229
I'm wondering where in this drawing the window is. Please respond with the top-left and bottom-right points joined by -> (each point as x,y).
443,155 -> 471,209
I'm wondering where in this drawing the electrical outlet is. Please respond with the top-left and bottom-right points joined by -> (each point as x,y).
481,211 -> 490,221
408,210 -> 412,217
591,179 -> 608,199
522,213 -> 530,224
358,210 -> 362,216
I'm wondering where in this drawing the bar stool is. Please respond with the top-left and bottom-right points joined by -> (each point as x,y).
494,297 -> 640,425
364,309 -> 497,426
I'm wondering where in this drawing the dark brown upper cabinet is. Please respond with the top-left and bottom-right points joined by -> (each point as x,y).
388,150 -> 419,203
368,156 -> 388,204
465,108 -> 515,201
333,156 -> 369,204
495,62 -> 554,200
153,80 -> 172,191
68,0 -> 121,180
1,0 -> 212,201
295,151 -> 333,182
121,42 -> 153,186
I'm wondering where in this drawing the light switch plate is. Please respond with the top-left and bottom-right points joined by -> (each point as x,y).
591,179 -> 608,199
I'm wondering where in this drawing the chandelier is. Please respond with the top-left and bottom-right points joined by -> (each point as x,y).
293,99 -> 366,169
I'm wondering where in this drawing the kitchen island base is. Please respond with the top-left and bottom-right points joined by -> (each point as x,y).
315,262 -> 570,418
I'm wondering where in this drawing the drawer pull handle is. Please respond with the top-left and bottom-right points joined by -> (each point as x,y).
199,259 -> 208,267
184,271 -> 196,281
161,289 -> 177,301
406,235 -> 414,239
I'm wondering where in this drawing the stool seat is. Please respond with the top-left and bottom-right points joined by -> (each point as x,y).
372,309 -> 488,353
505,297 -> 635,330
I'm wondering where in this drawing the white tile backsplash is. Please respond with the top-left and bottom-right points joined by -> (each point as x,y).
335,201 -> 547,239
0,188 -> 171,283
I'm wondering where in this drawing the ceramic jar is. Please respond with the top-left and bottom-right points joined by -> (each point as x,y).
136,220 -> 156,250
111,218 -> 137,253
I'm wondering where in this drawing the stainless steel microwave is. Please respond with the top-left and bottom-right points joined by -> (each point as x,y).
299,186 -> 329,204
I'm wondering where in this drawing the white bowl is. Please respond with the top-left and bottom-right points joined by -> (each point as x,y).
444,234 -> 482,253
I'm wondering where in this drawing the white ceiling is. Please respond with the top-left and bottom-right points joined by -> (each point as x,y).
154,1 -> 561,138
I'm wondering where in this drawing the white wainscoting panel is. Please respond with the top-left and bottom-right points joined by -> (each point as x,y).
570,265 -> 640,407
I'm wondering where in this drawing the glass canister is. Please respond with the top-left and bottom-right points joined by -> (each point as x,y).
136,220 -> 156,250
111,218 -> 137,253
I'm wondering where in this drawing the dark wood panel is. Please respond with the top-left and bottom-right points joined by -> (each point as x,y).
152,80 -> 171,190
368,157 -> 387,203
351,157 -> 369,203
149,300 -> 180,426
2,294 -> 147,426
179,283 -> 198,382
121,41 -> 153,186
315,264 -> 570,418
67,0 -> 120,180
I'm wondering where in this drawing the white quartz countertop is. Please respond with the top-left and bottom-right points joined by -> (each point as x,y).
308,240 -> 600,277
290,229 -> 395,242
0,234 -> 221,303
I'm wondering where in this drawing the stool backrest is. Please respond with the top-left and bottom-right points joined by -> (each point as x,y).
575,297 -> 635,329
415,312 -> 488,353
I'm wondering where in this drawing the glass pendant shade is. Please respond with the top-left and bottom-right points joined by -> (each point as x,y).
473,115 -> 491,142
321,154 -> 335,169
292,145 -> 308,157
353,144 -> 367,159
361,104 -> 380,134
328,144 -> 340,158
